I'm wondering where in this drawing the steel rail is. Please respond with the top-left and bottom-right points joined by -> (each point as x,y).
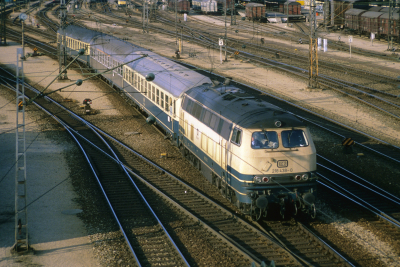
317,179 -> 400,229
3,75 -> 190,267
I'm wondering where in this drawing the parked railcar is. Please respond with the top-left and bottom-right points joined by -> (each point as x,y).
245,3 -> 266,21
168,0 -> 190,13
59,25 -> 318,220
279,1 -> 301,15
116,0 -> 126,6
201,0 -> 218,14
368,6 -> 382,12
360,11 -> 384,35
380,12 -> 400,38
265,12 -> 287,23
379,7 -> 400,13
192,0 -> 202,10
344,8 -> 367,32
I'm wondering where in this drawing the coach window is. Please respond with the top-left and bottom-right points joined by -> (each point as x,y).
165,95 -> 169,111
231,128 -> 242,146
160,92 -> 164,108
144,81 -> 148,96
156,89 -> 160,105
141,79 -> 144,92
152,86 -> 155,101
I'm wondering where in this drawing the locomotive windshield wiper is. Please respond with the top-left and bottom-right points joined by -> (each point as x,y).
288,129 -> 293,143
262,129 -> 269,143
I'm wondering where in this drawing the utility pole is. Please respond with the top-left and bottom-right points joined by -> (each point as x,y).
175,0 -> 178,49
1,0 -> 7,46
142,0 -> 148,33
149,1 -> 157,22
13,48 -> 29,254
308,0 -> 318,89
324,0 -> 329,30
230,0 -> 236,25
388,0 -> 394,51
330,0 -> 334,27
58,0 -> 68,80
224,0 -> 227,61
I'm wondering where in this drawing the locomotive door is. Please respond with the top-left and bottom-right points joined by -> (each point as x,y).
220,138 -> 229,198
221,139 -> 226,170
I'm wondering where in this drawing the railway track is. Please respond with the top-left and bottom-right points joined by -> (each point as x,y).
317,154 -> 400,227
79,9 -> 400,127
4,4 -> 400,266
1,65 -> 354,266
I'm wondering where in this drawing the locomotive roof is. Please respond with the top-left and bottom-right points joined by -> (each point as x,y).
345,8 -> 367,15
63,26 -> 212,98
361,11 -> 384,18
186,84 -> 305,129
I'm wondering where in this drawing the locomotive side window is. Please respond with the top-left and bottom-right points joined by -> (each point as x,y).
202,110 -> 211,125
192,103 -> 202,119
231,128 -> 242,146
209,114 -> 218,130
281,130 -> 308,148
185,98 -> 194,114
182,96 -> 188,110
251,131 -> 278,149
219,120 -> 232,140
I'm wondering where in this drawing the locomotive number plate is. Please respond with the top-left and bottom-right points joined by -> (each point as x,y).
277,160 -> 288,168
272,168 -> 293,173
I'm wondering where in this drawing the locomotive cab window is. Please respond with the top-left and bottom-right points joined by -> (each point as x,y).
281,129 -> 308,148
251,131 -> 278,149
231,128 -> 242,146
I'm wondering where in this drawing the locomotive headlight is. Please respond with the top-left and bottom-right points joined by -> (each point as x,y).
302,173 -> 309,181
253,176 -> 262,183
262,177 -> 270,183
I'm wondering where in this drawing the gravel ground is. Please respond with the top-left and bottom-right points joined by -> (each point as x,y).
2,5 -> 400,266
